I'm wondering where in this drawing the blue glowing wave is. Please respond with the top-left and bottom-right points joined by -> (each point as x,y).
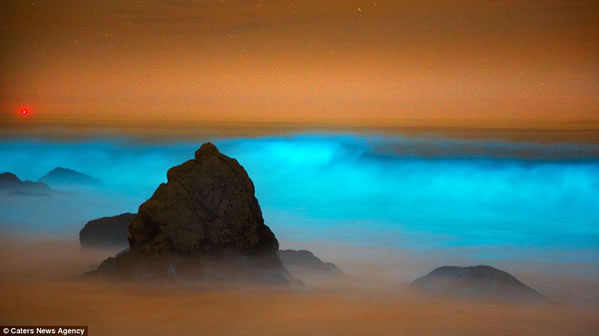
1,134 -> 598,256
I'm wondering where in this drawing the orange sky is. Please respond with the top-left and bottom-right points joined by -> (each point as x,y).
1,0 -> 598,128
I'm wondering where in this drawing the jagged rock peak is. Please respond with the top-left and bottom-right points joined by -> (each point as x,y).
195,142 -> 219,158
130,141 -> 276,256
92,142 -> 294,286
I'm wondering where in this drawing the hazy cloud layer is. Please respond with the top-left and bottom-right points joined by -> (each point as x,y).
2,0 -> 598,125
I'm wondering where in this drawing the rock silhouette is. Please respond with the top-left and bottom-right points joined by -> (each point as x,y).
39,167 -> 102,187
278,250 -> 342,276
0,172 -> 52,196
80,213 -> 136,249
92,143 -> 295,285
412,265 -> 546,302
79,214 -> 342,280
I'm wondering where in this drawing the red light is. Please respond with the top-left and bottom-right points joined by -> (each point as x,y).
20,108 -> 29,116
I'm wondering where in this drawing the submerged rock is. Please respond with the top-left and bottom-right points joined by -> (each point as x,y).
278,250 -> 342,276
0,172 -> 52,196
411,265 -> 546,303
39,167 -> 102,187
0,172 -> 21,186
80,213 -> 136,249
91,143 -> 295,286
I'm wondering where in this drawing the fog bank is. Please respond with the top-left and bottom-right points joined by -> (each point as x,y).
1,237 -> 598,335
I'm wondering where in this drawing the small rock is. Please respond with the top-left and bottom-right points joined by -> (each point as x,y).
38,167 -> 102,187
0,172 -> 52,195
412,265 -> 546,303
79,213 -> 136,249
278,250 -> 342,276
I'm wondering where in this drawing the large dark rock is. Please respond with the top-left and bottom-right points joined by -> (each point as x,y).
39,167 -> 102,187
0,172 -> 52,196
79,214 -> 343,280
80,213 -> 136,249
278,250 -> 342,276
412,265 -> 546,303
92,143 -> 295,286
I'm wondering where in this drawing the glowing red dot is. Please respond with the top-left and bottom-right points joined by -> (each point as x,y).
20,109 -> 28,116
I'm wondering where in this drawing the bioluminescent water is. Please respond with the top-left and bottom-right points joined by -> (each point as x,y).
1,134 -> 598,263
